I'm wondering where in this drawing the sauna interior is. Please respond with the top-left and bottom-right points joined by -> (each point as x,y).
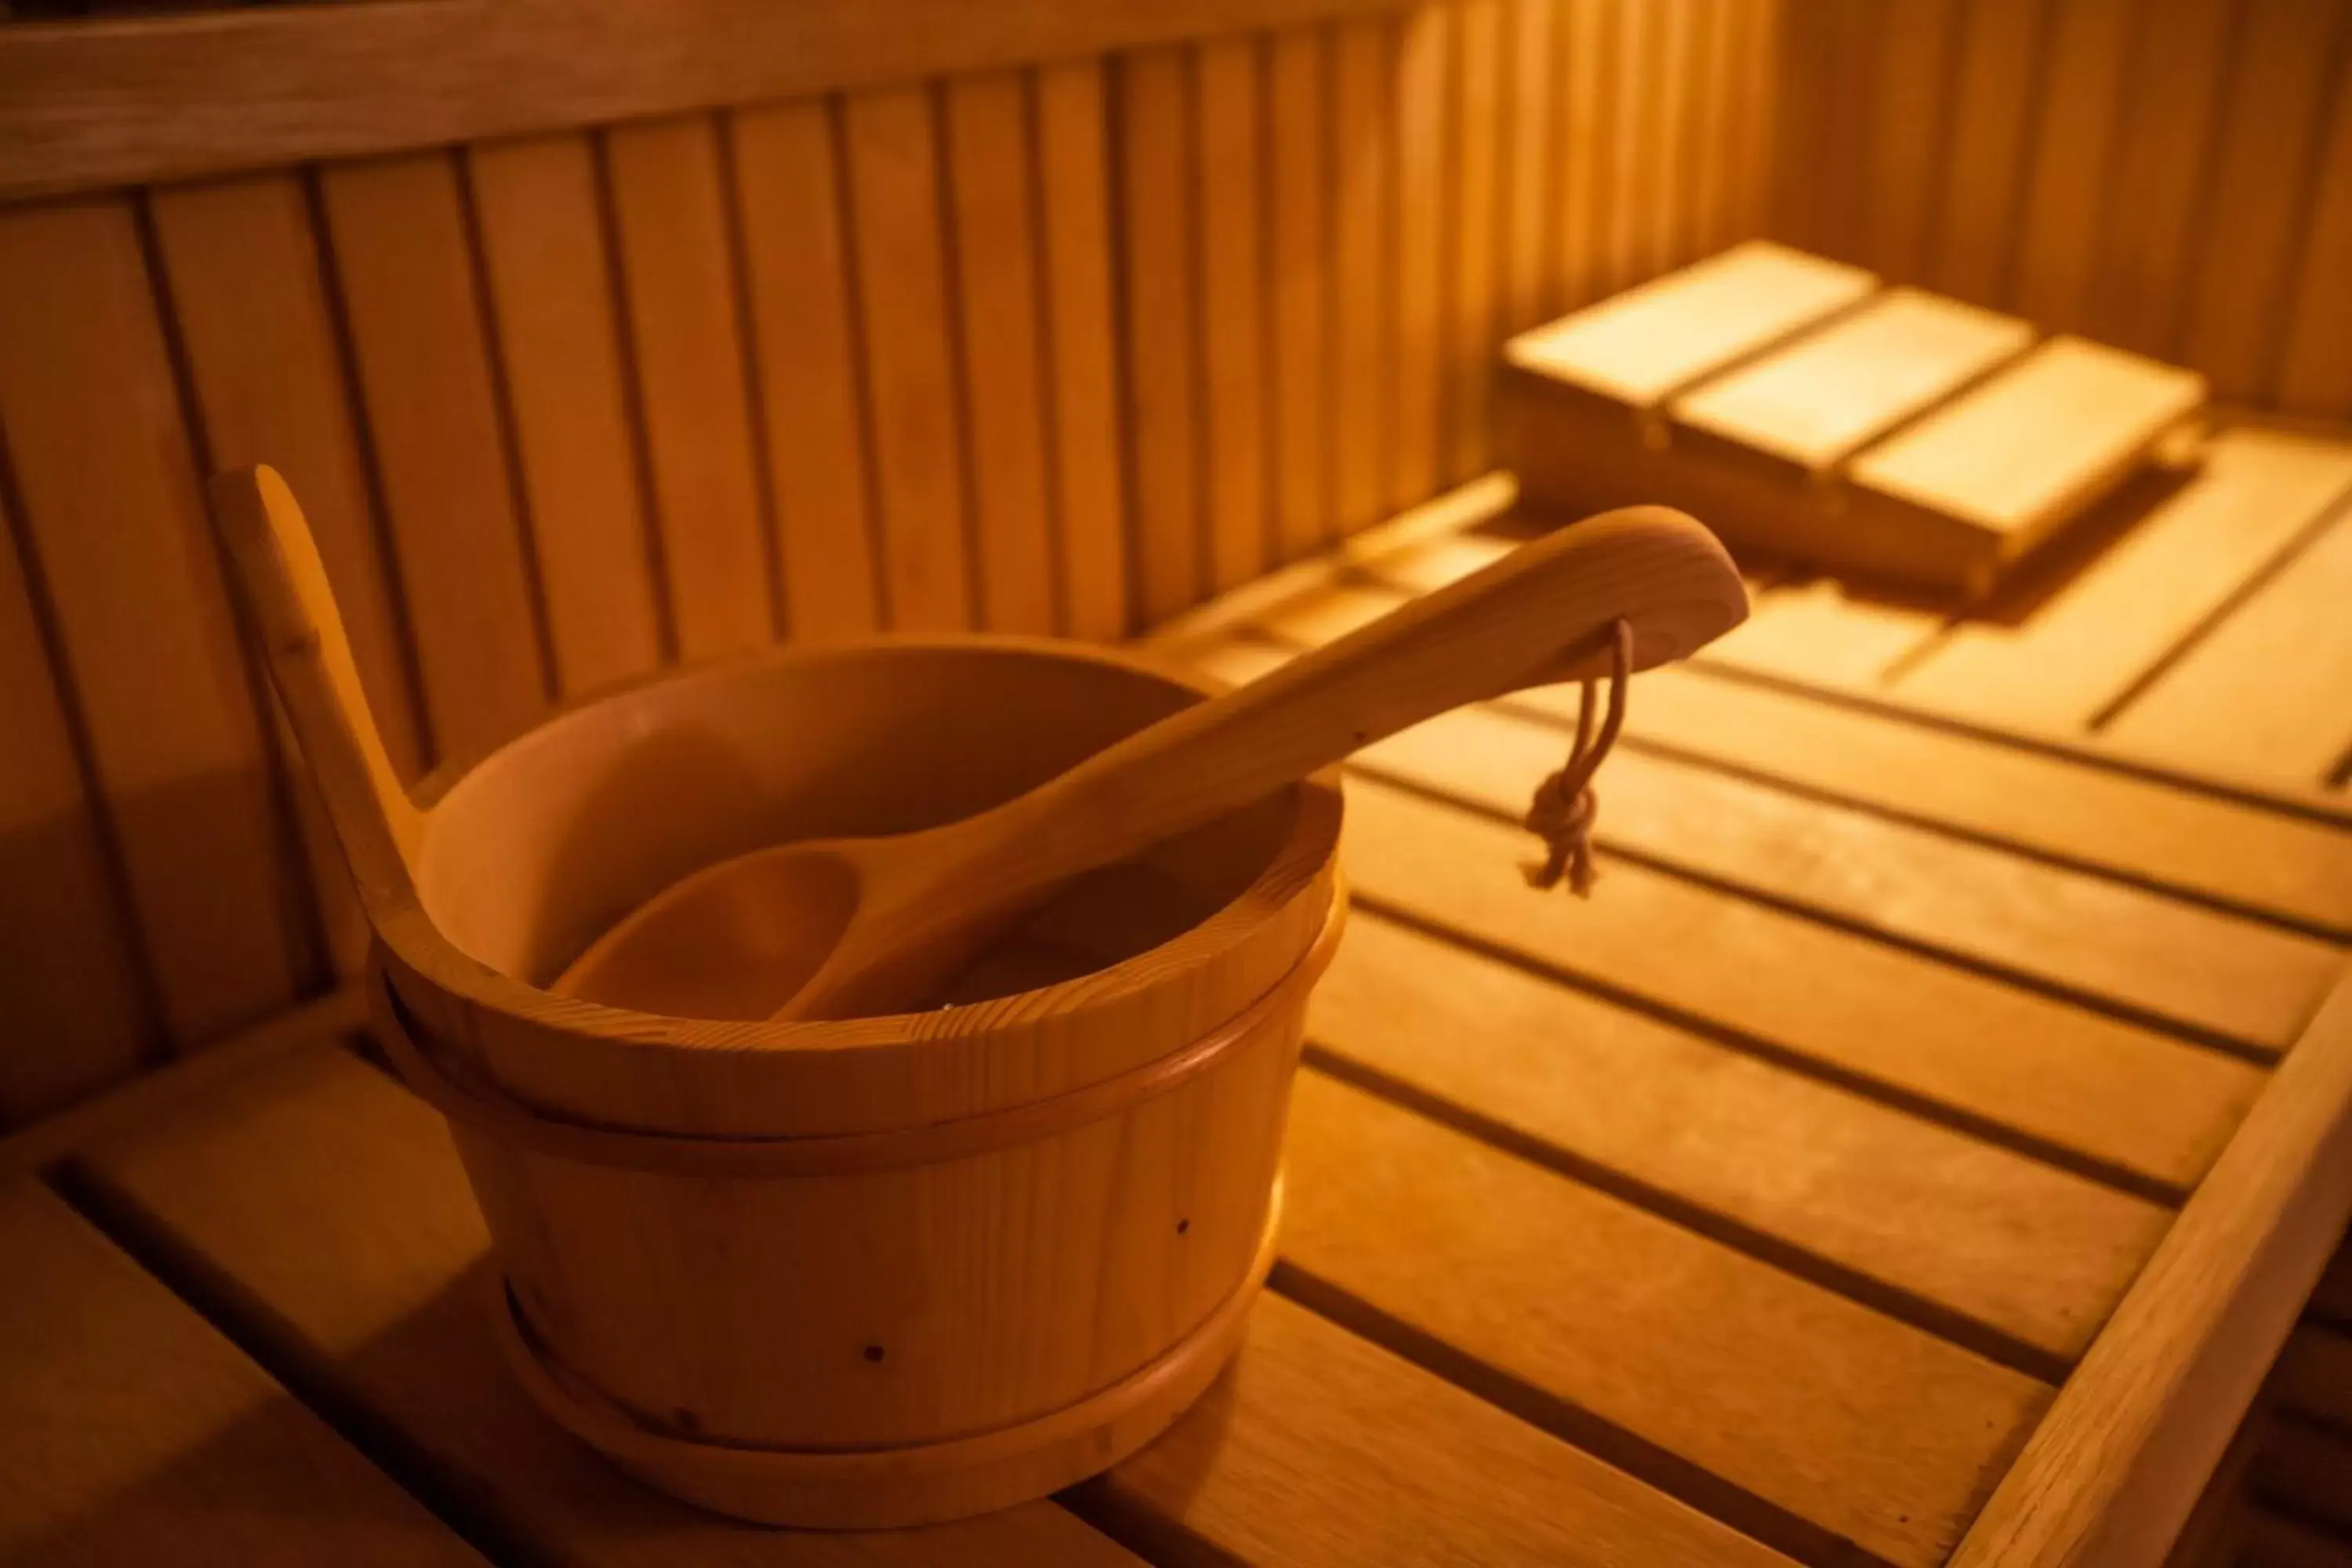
4,0 -> 2352,1563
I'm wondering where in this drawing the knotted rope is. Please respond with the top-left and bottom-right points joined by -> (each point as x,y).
1523,618 -> 1634,898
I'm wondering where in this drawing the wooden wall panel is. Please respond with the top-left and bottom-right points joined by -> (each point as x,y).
943,74 -> 1060,635
1114,48 -> 1206,620
0,0 -> 1784,1124
0,492 -> 151,1119
1330,16 -> 1396,536
1771,0 -> 2352,417
728,100 -> 885,644
0,199 -> 306,1047
1196,38 -> 1272,593
466,135 -> 667,694
316,154 -> 552,763
601,116 -> 779,658
842,88 -> 979,633
1269,27 -> 1337,561
1033,60 -> 1132,641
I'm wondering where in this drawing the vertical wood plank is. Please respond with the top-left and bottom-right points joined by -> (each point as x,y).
1330,15 -> 1394,538
1650,0 -> 1703,271
1269,28 -> 1334,558
151,171 -> 419,977
466,134 -> 665,693
1609,0 -> 1664,282
2274,49 -> 2352,418
842,86 -> 979,633
1932,0 -> 2051,305
1112,49 -> 1204,619
148,174 -> 425,780
2087,0 -> 2238,355
0,198 -> 303,1046
2009,0 -> 2135,330
1688,0 -> 1742,256
2180,0 -> 2348,401
943,72 -> 1059,632
1771,0 -> 1879,263
0,492 -> 150,1120
1033,60 -> 1132,639
1390,3 -> 1449,510
1501,0 -> 1560,328
1444,0 -> 1504,482
318,154 -> 550,763
1732,0 -> 1784,240
1195,38 -> 1270,591
1556,0 -> 1614,299
729,99 -> 885,643
601,115 -> 776,656
1860,0 -> 1960,282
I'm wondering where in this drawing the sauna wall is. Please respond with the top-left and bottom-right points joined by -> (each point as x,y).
1769,0 -> 2352,416
0,0 -> 1775,1126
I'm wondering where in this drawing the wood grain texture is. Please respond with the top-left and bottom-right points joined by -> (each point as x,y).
1388,4 -> 1447,509
1844,336 -> 2206,555
1194,37 -> 1271,593
1929,0 -> 2048,305
1267,539 -> 2352,935
1555,0 -> 1614,296
840,89 -> 980,634
1330,14 -> 1396,538
2105,503 -> 2352,786
1033,60 -> 1132,640
1114,49 -> 1204,620
0,493 -> 150,1121
2274,42 -> 2352,419
1895,430 -> 2352,728
2007,0 -> 2134,330
1327,770 -> 2260,1195
2177,0 -> 2347,400
1349,698 -> 2338,1052
2081,0 -> 2236,357
1670,285 -> 2033,476
1951,970 -> 2352,1568
1091,1288 -> 1798,1566
601,116 -> 778,657
1268,27 -> 1334,561
148,173 -> 426,782
1283,1069 -> 2053,1568
0,197 -> 304,1047
1309,910 -> 2167,1362
1441,0 -> 1504,483
728,100 -> 884,643
0,1178 -> 482,1567
1499,0 -> 1560,329
1504,241 -> 1875,412
943,73 -> 1059,633
0,0 -> 1421,199
71,1042 -> 1142,1565
316,154 -> 552,760
465,133 -> 666,692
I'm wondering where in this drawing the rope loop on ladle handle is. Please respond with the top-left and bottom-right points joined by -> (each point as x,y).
1523,617 -> 1635,898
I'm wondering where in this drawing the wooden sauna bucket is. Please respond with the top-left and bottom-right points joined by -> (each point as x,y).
218,477 -> 1344,1529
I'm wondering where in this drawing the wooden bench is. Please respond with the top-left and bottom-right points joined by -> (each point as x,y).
3,470 -> 2347,1567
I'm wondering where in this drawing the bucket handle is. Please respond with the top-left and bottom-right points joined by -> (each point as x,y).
208,465 -> 426,909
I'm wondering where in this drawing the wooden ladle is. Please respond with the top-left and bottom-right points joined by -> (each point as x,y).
554,505 -> 1748,1022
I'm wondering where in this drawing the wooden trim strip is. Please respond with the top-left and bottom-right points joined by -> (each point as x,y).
1949,964 -> 2352,1568
0,0 -> 1414,201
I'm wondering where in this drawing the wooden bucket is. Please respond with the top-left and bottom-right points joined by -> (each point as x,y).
213,470 -> 1345,1527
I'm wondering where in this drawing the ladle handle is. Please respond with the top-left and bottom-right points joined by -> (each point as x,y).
207,465 -> 426,906
949,505 -> 1748,903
